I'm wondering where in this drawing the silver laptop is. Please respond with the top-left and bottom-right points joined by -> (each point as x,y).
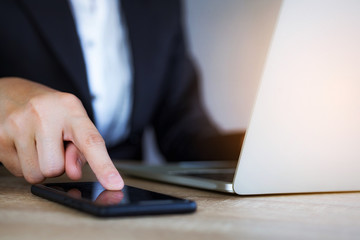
116,0 -> 360,195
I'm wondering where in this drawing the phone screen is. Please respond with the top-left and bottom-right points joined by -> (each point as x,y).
31,182 -> 196,217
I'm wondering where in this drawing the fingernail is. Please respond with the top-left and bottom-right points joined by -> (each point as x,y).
106,173 -> 123,190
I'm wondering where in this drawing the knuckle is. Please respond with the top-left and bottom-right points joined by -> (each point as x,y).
24,173 -> 45,184
6,111 -> 24,134
41,164 -> 65,178
53,93 -> 89,123
27,92 -> 85,120
57,93 -> 84,112
25,96 -> 48,125
4,96 -> 48,134
27,95 -> 44,114
84,132 -> 105,148
58,92 -> 79,104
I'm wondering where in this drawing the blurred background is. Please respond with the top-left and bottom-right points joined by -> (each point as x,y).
144,0 -> 283,162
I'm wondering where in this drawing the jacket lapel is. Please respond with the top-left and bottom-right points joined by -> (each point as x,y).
18,0 -> 92,108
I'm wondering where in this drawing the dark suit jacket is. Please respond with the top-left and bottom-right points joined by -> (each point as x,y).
0,0 -> 242,161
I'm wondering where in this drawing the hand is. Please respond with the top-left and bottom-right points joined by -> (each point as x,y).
0,77 -> 124,190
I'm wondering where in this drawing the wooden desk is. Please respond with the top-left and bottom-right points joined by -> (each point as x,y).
1,165 -> 360,240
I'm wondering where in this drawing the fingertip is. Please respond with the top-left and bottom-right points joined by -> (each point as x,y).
100,171 -> 124,190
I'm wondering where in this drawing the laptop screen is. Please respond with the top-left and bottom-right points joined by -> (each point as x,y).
234,0 -> 360,195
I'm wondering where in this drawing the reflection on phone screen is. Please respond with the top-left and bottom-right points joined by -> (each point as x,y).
45,182 -> 178,206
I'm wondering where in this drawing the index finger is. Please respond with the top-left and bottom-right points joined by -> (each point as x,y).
68,117 -> 124,190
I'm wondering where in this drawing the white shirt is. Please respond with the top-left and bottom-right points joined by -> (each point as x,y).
69,0 -> 133,146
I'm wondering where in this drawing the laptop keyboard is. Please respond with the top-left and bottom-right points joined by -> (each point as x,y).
171,169 -> 236,183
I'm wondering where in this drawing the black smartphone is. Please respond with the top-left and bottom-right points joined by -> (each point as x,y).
31,182 -> 196,217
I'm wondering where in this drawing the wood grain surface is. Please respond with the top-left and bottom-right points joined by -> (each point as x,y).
1,164 -> 360,240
